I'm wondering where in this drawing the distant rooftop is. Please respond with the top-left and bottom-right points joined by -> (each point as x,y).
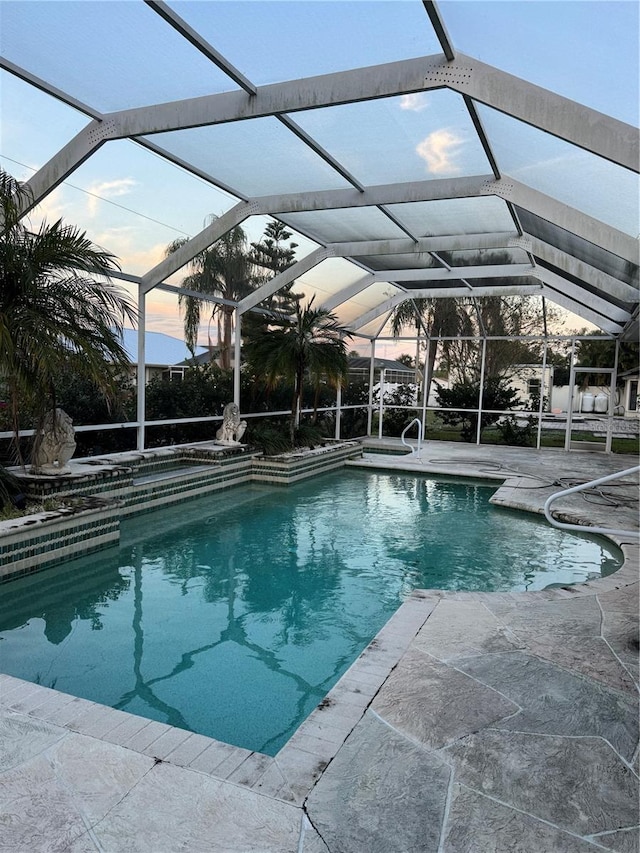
121,329 -> 206,367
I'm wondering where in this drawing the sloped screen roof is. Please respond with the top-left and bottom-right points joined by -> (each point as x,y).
1,0 -> 638,342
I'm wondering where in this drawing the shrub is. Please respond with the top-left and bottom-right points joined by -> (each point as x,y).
435,378 -> 521,442
496,415 -> 536,447
376,384 -> 418,436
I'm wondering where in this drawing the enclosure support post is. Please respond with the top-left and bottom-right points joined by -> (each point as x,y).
536,340 -> 548,450
565,338 -> 577,451
367,340 -> 376,436
335,382 -> 342,440
378,368 -> 385,439
421,337 -> 430,439
136,286 -> 146,451
607,340 -> 620,453
233,309 -> 241,408
476,337 -> 487,445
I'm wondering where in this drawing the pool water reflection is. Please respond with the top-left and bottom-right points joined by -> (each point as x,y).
0,470 -> 621,754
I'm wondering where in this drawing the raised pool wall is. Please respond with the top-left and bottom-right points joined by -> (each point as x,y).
0,440 -> 362,582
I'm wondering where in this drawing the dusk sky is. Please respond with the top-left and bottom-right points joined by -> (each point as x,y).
1,0 -> 637,357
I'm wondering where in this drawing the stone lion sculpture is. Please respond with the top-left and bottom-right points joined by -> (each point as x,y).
215,402 -> 247,445
31,408 -> 77,475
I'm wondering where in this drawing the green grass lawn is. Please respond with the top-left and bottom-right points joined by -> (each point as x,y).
385,411 -> 640,456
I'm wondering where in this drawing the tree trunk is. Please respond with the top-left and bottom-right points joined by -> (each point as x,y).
220,308 -> 233,370
424,341 -> 439,404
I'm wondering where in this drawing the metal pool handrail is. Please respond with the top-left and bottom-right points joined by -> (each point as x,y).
543,465 -> 640,539
401,418 -> 424,459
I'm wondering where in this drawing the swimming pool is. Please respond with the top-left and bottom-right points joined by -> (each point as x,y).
0,469 -> 621,754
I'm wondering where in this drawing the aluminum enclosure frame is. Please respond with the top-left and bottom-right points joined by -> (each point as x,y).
1,0 -> 638,452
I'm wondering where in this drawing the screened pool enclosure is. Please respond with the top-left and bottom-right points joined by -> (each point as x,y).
1,0 -> 638,453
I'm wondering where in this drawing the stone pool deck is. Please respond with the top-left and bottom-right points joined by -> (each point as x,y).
0,442 -> 638,852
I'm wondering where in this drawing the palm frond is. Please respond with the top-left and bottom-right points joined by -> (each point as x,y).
0,167 -> 138,450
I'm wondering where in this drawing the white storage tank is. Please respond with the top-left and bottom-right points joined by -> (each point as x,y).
581,392 -> 595,413
594,393 -> 608,413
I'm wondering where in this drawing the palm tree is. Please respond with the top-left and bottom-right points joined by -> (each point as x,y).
244,297 -> 351,444
391,296 -> 469,399
0,169 -> 137,471
166,222 -> 255,369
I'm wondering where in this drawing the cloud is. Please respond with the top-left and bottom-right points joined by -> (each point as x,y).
415,129 -> 463,175
88,226 -> 170,276
30,187 -> 68,226
120,243 -> 169,276
86,178 -> 137,216
400,93 -> 430,112
106,240 -> 168,277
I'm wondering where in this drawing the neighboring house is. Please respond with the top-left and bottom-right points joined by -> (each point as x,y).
176,348 -> 222,370
505,365 -> 555,410
348,357 -> 419,407
121,329 -> 207,384
348,357 -> 416,386
619,369 -> 639,418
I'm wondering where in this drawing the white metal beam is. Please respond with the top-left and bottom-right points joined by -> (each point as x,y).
238,247 -> 330,314
349,283 -> 543,330
145,0 -> 257,95
139,201 -> 254,293
540,288 -> 624,335
432,53 -> 638,172
533,268 -> 631,323
20,118 -> 111,216
320,274 -> 376,311
525,235 -> 639,304
0,58 -> 100,119
338,290 -> 403,332
399,284 -> 542,300
255,175 -> 494,213
83,54 -> 637,172
369,263 -> 535,282
326,232 -> 522,257
80,55 -> 446,137
483,178 -> 639,263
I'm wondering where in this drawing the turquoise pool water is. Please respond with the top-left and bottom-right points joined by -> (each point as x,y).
0,470 -> 621,754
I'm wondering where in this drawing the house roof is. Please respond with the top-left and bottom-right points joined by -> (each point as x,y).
3,2 -> 638,345
121,329 -> 206,368
348,357 -> 415,374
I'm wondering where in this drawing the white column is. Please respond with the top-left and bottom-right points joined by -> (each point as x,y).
136,286 -> 146,451
378,369 -> 385,439
536,341 -> 548,450
335,383 -> 342,440
565,339 -> 577,451
367,340 -> 376,436
421,338 -> 431,440
476,338 -> 487,445
233,309 -> 241,407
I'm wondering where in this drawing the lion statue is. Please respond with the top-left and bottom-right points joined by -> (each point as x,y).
215,402 -> 247,445
31,408 -> 77,475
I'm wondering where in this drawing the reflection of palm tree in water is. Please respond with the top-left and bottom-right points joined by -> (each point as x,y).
0,557 -> 130,648
113,535 -> 350,748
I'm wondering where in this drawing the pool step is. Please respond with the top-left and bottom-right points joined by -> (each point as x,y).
132,464 -> 215,485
